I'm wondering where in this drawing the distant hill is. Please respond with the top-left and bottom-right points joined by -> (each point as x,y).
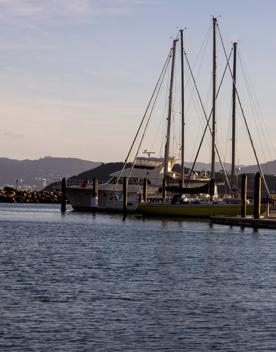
179,161 -> 233,172
64,160 -> 276,195
176,160 -> 276,175
69,161 -> 231,185
46,159 -> 276,190
44,162 -> 129,191
68,162 -> 131,184
3,156 -> 276,192
0,157 -> 101,189
241,160 -> 276,175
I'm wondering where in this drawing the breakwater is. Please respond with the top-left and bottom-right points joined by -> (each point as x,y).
0,187 -> 62,203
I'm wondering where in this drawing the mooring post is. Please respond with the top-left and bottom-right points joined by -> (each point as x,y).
143,178 -> 147,202
162,178 -> 166,202
265,201 -> 270,218
241,174 -> 247,218
61,177 -> 66,212
210,179 -> 215,200
92,177 -> 99,208
253,171 -> 262,219
123,177 -> 128,213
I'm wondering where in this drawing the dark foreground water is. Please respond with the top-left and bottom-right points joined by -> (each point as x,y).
1,204 -> 276,351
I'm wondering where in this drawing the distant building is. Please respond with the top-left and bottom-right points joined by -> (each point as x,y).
42,178 -> 47,188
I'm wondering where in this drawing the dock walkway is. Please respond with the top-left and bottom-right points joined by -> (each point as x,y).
211,211 -> 276,230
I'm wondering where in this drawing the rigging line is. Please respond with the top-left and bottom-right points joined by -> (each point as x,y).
224,100 -> 233,165
158,67 -> 171,157
123,47 -> 171,165
150,83 -> 169,153
217,23 -> 271,198
192,23 -> 212,75
203,76 -> 213,113
190,85 -> 208,132
128,60 -> 169,179
172,57 -> 180,156
128,44 -> 172,178
114,47 -> 172,189
156,60 -> 171,155
150,115 -> 164,153
184,57 -> 213,160
184,25 -> 212,117
184,48 -> 233,191
147,57 -> 169,155
189,89 -> 211,162
237,50 -> 267,161
238,49 -> 274,161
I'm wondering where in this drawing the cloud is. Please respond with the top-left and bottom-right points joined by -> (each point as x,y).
0,0 -> 43,17
2,131 -> 24,139
0,0 -> 166,21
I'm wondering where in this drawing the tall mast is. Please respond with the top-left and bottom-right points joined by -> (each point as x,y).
231,42 -> 237,193
164,39 -> 177,179
180,29 -> 185,187
211,17 -> 217,197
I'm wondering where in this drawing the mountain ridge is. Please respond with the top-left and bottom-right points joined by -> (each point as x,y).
0,156 -> 101,189
1,156 -> 276,190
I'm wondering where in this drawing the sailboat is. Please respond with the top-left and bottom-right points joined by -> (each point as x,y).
137,18 -> 265,218
66,30 -> 209,212
67,18 -> 268,216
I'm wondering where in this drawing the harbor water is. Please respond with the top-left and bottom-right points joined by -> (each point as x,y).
1,204 -> 276,351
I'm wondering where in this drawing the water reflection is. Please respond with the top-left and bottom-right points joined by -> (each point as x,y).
0,204 -> 276,351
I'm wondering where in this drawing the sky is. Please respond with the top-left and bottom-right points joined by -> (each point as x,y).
0,0 -> 275,165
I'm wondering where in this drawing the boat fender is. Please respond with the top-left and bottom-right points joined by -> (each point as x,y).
80,179 -> 87,188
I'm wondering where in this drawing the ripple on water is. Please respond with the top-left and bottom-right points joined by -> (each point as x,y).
0,204 -> 276,351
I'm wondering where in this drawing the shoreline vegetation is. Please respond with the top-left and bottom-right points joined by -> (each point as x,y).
0,187 -> 63,204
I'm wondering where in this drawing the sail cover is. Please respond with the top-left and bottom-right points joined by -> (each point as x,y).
165,181 -> 213,195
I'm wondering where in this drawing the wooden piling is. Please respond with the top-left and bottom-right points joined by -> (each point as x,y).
265,202 -> 270,218
209,179 -> 215,200
253,171 -> 262,219
123,177 -> 128,213
143,178 -> 147,202
91,177 -> 99,208
92,177 -> 98,197
61,177 -> 66,212
162,178 -> 166,202
241,174 -> 247,218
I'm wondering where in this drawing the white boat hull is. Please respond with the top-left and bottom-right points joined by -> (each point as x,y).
66,187 -> 140,212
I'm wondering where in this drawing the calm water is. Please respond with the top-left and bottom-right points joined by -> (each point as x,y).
1,204 -> 276,351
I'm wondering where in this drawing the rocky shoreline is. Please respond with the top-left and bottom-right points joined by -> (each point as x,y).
0,187 -> 63,203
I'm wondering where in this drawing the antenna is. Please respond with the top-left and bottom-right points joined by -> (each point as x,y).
143,149 -> 156,158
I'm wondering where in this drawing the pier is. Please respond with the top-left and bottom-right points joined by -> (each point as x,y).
211,214 -> 276,230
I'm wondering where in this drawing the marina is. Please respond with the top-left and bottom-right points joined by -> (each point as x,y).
1,2 -> 276,351
65,17 -> 273,219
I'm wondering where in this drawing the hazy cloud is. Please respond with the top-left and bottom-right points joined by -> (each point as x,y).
0,0 -> 165,20
0,0 -> 43,17
2,131 -> 24,139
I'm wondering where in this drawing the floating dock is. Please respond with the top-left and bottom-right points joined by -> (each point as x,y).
211,213 -> 276,230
